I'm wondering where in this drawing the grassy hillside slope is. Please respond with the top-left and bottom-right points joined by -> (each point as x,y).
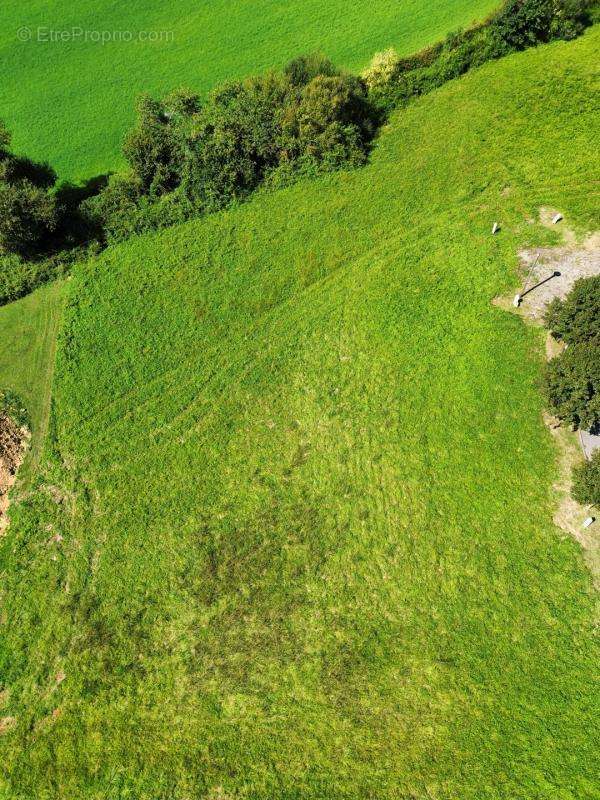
0,0 -> 498,182
1,29 -> 599,800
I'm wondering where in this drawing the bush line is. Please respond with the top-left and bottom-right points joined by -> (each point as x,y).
542,276 -> 600,508
0,0 -> 595,305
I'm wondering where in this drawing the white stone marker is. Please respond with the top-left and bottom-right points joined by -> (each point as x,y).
583,517 -> 595,529
552,213 -> 563,224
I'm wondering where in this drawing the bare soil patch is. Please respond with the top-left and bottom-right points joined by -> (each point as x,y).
516,242 -> 600,322
0,412 -> 29,535
0,716 -> 16,735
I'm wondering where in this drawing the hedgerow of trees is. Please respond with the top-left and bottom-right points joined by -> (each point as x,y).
82,55 -> 377,242
363,0 -> 592,109
542,276 -> 600,507
0,0 -> 594,303
82,0 -> 594,243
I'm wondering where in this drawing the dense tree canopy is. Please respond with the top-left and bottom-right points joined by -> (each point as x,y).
493,0 -> 589,50
88,58 -> 377,239
0,129 -> 57,258
572,451 -> 600,507
543,339 -> 600,432
545,276 -> 600,345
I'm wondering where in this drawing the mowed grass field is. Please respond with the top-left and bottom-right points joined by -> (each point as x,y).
0,0 -> 498,182
0,280 -> 65,487
1,26 -> 600,800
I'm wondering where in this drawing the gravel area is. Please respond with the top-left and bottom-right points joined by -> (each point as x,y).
517,239 -> 600,322
580,429 -> 600,461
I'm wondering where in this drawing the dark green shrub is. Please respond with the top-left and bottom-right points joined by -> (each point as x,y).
80,173 -> 195,245
0,121 -> 59,259
545,276 -> 600,345
183,73 -> 290,209
0,239 -> 97,307
493,0 -> 555,49
0,251 -> 73,307
283,53 -> 340,87
80,173 -> 144,243
53,175 -> 110,249
279,74 -> 375,169
492,0 -> 589,51
0,253 -> 29,305
572,451 -> 600,507
123,92 -> 198,197
0,179 -> 57,258
543,339 -> 600,431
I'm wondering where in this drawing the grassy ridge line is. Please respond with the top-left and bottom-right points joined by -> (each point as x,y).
0,0 -> 499,182
0,31 -> 597,798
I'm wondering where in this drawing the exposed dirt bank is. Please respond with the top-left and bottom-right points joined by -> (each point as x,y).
0,412 -> 29,535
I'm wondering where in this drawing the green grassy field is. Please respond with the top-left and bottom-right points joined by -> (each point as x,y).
0,280 -> 65,486
0,0 -> 499,182
0,27 -> 598,799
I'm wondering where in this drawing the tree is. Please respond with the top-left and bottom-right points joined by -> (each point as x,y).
572,451 -> 600,507
493,0 -> 554,49
545,276 -> 600,345
493,0 -> 589,51
183,73 -> 290,209
123,92 -> 197,197
283,53 -> 339,87
279,74 -> 375,169
362,49 -> 401,91
87,58 -> 378,238
543,339 -> 600,431
0,119 -> 58,258
0,179 -> 57,258
79,173 -> 143,243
